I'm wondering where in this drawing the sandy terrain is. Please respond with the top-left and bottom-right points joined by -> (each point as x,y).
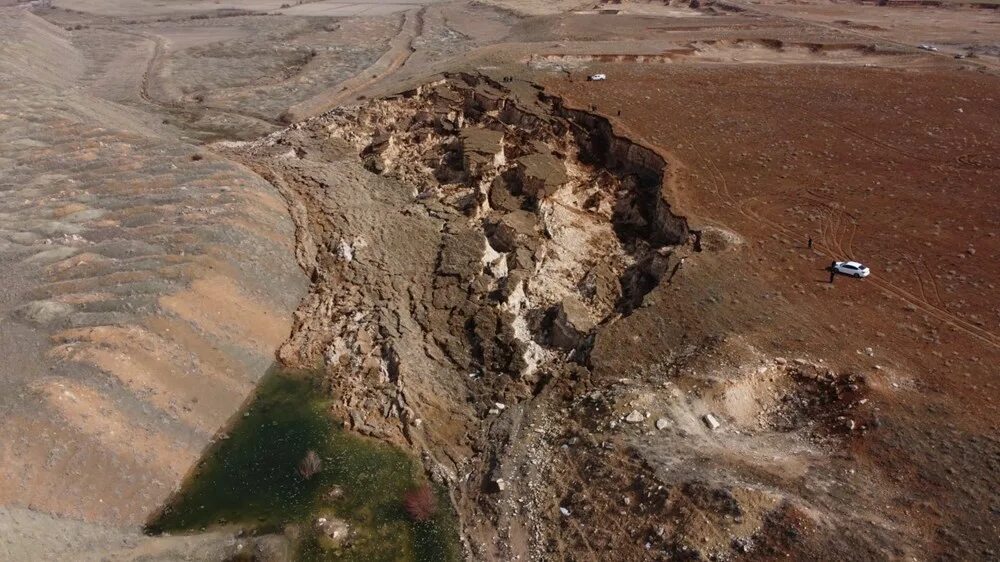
0,6 -> 305,557
0,0 -> 997,559
50,0 -> 432,18
745,0 -> 1000,65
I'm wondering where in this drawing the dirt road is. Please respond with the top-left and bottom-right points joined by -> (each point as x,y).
283,7 -> 426,121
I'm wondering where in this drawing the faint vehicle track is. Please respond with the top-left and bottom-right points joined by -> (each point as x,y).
656,115 -> 999,348
658,93 -> 1000,348
104,27 -> 282,130
814,207 -> 999,347
282,7 -> 425,121
719,0 -> 1000,74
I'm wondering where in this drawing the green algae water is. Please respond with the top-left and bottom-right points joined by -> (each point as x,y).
146,368 -> 459,561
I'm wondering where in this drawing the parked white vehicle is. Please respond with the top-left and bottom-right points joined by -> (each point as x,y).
833,261 -> 871,278
588,73 -> 607,81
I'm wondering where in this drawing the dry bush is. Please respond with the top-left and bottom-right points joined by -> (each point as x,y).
298,450 -> 322,480
402,483 -> 438,522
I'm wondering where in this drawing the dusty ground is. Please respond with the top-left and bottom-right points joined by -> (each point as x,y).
540,57 -> 1000,559
0,6 -> 309,558
0,0 -> 998,559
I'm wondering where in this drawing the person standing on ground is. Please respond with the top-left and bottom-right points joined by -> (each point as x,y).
829,261 -> 836,283
808,236 -> 813,249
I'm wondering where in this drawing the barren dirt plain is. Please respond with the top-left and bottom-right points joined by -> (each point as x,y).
0,0 -> 997,559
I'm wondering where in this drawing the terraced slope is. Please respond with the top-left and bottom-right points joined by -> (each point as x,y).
0,9 -> 306,558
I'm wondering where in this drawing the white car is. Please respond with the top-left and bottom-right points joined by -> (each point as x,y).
587,73 -> 607,81
918,44 -> 939,52
834,261 -> 871,278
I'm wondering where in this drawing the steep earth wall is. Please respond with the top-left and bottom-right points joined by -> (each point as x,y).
216,72 -> 703,559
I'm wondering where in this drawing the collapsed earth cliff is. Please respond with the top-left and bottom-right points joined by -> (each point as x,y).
217,73 -> 896,560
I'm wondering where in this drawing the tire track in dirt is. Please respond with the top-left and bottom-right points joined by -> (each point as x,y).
282,7 -> 425,122
784,191 -> 997,345
776,183 -> 994,345
869,277 -> 998,346
819,214 -> 998,346
810,186 -> 980,345
908,258 -> 931,304
919,257 -> 944,306
106,27 -> 281,130
721,0 -> 1000,74
900,253 -> 944,308
690,143 -> 997,347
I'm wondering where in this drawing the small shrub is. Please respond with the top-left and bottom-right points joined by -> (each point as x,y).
298,450 -> 322,480
402,483 -> 438,522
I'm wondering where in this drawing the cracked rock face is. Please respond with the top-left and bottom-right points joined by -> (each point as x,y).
213,73 -> 913,562
549,295 -> 596,351
217,73 -> 701,559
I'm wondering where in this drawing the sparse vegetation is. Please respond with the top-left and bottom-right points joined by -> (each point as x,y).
146,370 -> 459,560
402,483 -> 438,522
297,449 -> 322,480
3,1 -> 998,560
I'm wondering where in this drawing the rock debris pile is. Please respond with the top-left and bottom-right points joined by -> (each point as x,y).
216,74 -> 885,560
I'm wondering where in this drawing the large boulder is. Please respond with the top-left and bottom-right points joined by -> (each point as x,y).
460,127 -> 505,177
513,152 -> 568,199
549,296 -> 597,350
485,210 -> 541,253
488,175 -> 524,213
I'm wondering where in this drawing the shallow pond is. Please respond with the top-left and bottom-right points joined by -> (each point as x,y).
146,368 -> 459,561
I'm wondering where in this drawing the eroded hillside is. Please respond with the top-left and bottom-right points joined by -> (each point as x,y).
0,9 -> 306,559
2,0 -> 998,559
215,74 -> 938,560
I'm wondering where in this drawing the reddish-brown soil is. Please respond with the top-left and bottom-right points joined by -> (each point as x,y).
4,0 -> 999,558
542,60 -> 1000,558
